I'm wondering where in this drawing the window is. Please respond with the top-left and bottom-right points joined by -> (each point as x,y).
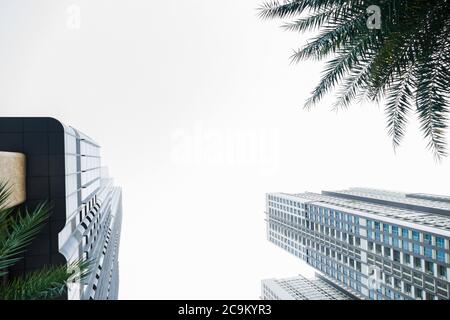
425,261 -> 434,274
404,283 -> 412,295
436,237 -> 445,248
438,265 -> 447,278
403,240 -> 410,251
375,222 -> 380,230
392,226 -> 399,236
415,288 -> 423,300
393,250 -> 400,262
393,237 -> 399,248
348,235 -> 354,245
376,244 -> 382,254
368,241 -> 374,251
403,253 -> 411,264
424,234 -> 432,245
424,247 -> 433,258
413,244 -> 421,255
414,257 -> 422,269
384,247 -> 391,258
394,278 -> 401,290
412,231 -> 420,242
386,288 -> 393,299
402,228 -> 409,238
437,251 -> 445,263
425,292 -> 434,301
383,224 -> 389,233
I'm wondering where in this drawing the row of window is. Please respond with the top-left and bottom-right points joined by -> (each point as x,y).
269,220 -> 363,279
268,201 -> 361,225
367,241 -> 448,278
367,220 -> 447,248
269,196 -> 449,253
269,207 -> 361,238
368,231 -> 447,262
268,234 -> 364,296
269,218 -> 448,299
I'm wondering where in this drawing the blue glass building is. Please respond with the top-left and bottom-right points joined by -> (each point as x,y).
266,188 -> 450,300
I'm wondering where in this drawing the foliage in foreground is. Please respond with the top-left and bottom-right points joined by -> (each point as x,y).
259,0 -> 450,159
0,181 -> 90,299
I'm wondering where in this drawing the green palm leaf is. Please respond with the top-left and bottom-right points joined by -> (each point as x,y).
0,181 -> 93,300
260,0 -> 450,159
0,181 -> 52,276
385,67 -> 415,149
0,260 -> 91,300
0,203 -> 51,274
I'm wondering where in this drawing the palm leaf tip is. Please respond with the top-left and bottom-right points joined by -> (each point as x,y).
258,1 -> 308,20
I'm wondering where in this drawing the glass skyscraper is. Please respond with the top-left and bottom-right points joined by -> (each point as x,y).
0,117 -> 122,300
265,188 -> 450,300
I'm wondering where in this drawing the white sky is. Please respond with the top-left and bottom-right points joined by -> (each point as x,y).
0,0 -> 449,299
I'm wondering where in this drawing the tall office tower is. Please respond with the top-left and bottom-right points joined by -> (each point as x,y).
0,117 -> 122,300
266,188 -> 450,300
261,274 -> 354,300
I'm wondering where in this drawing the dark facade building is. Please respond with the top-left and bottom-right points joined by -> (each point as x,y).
0,117 -> 122,300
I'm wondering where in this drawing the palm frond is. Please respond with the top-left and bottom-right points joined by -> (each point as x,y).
259,0 -> 450,158
385,68 -> 415,149
415,57 -> 449,160
258,1 -> 309,20
332,56 -> 374,110
282,1 -> 362,33
0,260 -> 92,300
304,32 -> 376,109
0,203 -> 51,274
291,14 -> 368,63
0,181 -> 13,211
